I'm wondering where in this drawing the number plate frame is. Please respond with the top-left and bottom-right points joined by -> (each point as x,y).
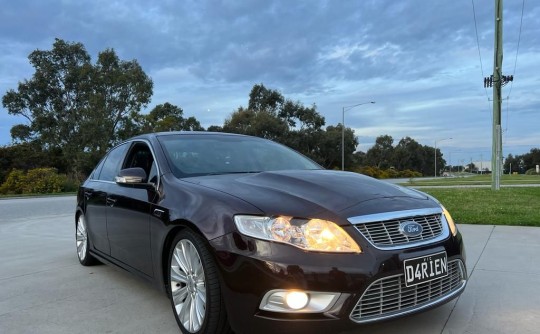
404,251 -> 448,287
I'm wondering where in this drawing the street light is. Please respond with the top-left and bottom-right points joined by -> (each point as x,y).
341,101 -> 375,170
434,137 -> 452,177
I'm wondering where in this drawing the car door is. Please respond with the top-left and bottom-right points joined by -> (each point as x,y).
84,143 -> 129,255
106,141 -> 158,277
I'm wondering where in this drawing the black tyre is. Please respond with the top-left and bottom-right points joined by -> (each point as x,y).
75,214 -> 98,266
167,229 -> 231,334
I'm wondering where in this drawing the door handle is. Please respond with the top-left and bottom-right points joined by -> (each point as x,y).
106,197 -> 117,206
153,209 -> 165,218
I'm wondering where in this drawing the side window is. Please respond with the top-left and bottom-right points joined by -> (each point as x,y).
123,142 -> 156,183
98,143 -> 129,181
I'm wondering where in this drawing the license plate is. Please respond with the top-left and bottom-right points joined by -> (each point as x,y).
404,251 -> 448,287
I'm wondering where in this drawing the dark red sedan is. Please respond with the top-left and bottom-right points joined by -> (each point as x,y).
75,132 -> 466,334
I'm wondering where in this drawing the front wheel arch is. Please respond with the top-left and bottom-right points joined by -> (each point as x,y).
161,221 -> 210,291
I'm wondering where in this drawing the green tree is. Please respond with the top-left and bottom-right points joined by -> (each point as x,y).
280,100 -> 326,162
432,146 -> 448,176
248,83 -> 284,114
223,107 -> 289,141
393,137 -> 426,172
142,102 -> 204,133
505,148 -> 540,174
365,135 -> 395,169
522,148 -> 540,171
89,48 -> 153,148
352,151 -> 367,167
318,124 -> 358,169
361,135 -> 446,176
3,39 -> 92,147
2,39 -> 153,177
504,154 -> 518,174
466,162 -> 477,173
223,84 -> 300,143
221,83 -> 358,168
410,143 -> 446,176
207,125 -> 223,132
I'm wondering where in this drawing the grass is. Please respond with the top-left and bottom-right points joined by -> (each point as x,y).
422,187 -> 540,227
403,174 -> 540,187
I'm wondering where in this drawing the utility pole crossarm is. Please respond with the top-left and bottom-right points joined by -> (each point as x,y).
483,74 -> 513,88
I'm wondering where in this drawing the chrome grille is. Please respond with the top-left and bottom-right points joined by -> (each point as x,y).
354,213 -> 443,247
350,260 -> 466,323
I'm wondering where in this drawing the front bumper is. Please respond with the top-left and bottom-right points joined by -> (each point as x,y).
210,229 -> 467,334
349,258 -> 466,323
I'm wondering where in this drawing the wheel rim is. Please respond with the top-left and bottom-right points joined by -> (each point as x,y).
170,239 -> 207,333
76,216 -> 88,261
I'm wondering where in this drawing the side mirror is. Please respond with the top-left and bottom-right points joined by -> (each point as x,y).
115,167 -> 147,184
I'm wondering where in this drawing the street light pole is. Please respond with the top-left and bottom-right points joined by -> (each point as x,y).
434,138 -> 452,177
341,101 -> 375,171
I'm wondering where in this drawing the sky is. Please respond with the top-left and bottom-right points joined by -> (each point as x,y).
1,0 -> 539,167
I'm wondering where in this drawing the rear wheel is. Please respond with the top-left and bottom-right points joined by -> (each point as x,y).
167,229 -> 231,334
76,214 -> 98,266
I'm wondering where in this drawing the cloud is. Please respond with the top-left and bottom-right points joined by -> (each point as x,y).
0,0 -> 538,160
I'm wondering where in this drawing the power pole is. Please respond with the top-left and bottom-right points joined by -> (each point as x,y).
492,0 -> 503,190
484,0 -> 513,190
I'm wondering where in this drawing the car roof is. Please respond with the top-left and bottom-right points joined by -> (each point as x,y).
130,131 -> 250,141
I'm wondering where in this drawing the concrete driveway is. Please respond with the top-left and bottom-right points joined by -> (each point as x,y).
0,196 -> 539,334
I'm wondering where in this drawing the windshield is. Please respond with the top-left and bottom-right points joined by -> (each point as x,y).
157,134 -> 321,178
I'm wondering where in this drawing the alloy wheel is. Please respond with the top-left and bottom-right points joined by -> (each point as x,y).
170,239 -> 207,333
76,216 -> 88,261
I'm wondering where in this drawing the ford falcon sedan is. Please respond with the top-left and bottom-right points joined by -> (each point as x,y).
75,132 -> 467,334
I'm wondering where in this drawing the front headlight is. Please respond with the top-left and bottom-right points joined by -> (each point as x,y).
234,215 -> 361,253
442,206 -> 458,236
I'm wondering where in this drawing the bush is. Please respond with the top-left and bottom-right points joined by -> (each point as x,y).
23,168 -> 64,194
355,166 -> 422,179
0,168 -> 69,194
357,166 -> 385,178
385,168 -> 400,179
62,176 -> 80,192
399,169 -> 422,178
0,169 -> 27,194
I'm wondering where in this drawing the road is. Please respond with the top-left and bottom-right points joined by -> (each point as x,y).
1,196 -> 539,334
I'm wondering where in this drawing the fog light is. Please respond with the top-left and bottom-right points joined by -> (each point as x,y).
259,289 -> 341,313
285,291 -> 309,310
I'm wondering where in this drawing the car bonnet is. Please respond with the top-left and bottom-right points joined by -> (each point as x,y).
182,170 -> 432,222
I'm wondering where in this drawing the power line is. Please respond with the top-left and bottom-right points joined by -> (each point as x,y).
507,0 -> 525,100
504,0 -> 525,139
471,0 -> 490,103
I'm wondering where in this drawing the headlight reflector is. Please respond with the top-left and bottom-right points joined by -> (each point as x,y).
234,215 -> 361,253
